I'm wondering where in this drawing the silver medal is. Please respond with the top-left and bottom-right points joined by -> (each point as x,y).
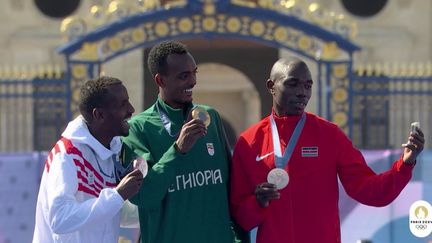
267,168 -> 289,190
133,157 -> 148,178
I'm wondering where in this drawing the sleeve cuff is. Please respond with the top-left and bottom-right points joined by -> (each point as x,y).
166,143 -> 187,158
174,142 -> 186,155
236,196 -> 268,230
395,156 -> 416,173
106,188 -> 125,207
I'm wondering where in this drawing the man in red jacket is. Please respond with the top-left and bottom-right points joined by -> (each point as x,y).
230,57 -> 425,243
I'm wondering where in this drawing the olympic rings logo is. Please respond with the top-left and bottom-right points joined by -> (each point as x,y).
415,224 -> 428,230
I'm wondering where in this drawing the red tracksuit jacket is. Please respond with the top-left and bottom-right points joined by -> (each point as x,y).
230,111 -> 414,243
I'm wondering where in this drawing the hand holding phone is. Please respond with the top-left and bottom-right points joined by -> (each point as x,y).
411,122 -> 420,134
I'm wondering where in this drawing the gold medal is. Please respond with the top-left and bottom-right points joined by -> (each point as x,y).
191,107 -> 211,127
267,168 -> 289,190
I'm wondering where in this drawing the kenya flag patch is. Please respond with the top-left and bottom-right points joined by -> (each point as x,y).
301,147 -> 318,157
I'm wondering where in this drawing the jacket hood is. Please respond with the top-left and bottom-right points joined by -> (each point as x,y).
62,115 -> 122,160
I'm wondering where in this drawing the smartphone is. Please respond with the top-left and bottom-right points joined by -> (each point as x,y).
411,122 -> 420,134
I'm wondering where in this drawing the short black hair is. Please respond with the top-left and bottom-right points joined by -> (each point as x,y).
78,76 -> 122,122
270,57 -> 308,82
147,40 -> 188,77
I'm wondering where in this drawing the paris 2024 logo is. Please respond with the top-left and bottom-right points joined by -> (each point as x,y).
409,200 -> 432,237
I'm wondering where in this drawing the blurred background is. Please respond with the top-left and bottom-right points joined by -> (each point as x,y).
0,0 -> 431,242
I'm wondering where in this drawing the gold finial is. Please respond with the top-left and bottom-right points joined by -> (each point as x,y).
281,0 -> 296,9
383,62 -> 390,76
391,63 -> 399,76
54,64 -> 62,79
308,3 -> 325,25
3,65 -> 11,79
12,66 -> 20,79
408,63 -> 416,76
308,3 -> 319,12
415,62 -> 424,77
356,63 -> 364,76
365,63 -> 373,76
137,0 -> 161,11
374,63 -> 382,76
37,65 -> 45,78
88,5 -> 106,27
46,65 -> 54,79
19,66 -> 29,80
400,62 -> 408,76
107,0 -> 130,20
29,65 -> 37,79
60,16 -> 86,40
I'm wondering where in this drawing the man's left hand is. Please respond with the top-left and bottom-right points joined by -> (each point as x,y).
402,128 -> 425,164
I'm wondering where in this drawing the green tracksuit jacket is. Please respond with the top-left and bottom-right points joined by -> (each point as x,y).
122,98 -> 236,243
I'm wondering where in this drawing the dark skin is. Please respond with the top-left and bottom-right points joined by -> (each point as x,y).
254,58 -> 425,208
86,83 -> 143,200
115,169 -> 143,200
154,53 -> 207,153
402,128 -> 425,164
88,84 -> 135,148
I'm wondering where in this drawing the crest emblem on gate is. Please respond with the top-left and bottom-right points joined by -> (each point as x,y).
206,143 -> 214,156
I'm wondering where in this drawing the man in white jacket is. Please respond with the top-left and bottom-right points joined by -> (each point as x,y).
33,76 -> 144,243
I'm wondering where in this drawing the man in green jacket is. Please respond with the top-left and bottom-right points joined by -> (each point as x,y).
122,40 -> 247,243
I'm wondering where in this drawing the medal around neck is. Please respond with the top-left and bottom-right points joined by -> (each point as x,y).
267,168 -> 289,190
191,107 -> 211,127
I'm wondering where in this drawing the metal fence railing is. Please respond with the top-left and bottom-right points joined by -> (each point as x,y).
351,69 -> 432,149
0,77 -> 68,152
1,63 -> 432,152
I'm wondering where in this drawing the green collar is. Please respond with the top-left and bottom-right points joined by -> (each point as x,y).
156,97 -> 194,137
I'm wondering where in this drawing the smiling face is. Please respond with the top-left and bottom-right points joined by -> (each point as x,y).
267,58 -> 313,116
156,52 -> 197,109
101,83 -> 135,137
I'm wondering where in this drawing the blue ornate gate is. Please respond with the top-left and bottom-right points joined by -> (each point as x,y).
351,65 -> 432,149
57,0 -> 359,132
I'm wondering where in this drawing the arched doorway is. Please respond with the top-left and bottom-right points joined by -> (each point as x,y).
194,62 -> 261,142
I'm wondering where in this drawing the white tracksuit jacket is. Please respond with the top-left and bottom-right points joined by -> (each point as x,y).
32,116 -> 125,243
